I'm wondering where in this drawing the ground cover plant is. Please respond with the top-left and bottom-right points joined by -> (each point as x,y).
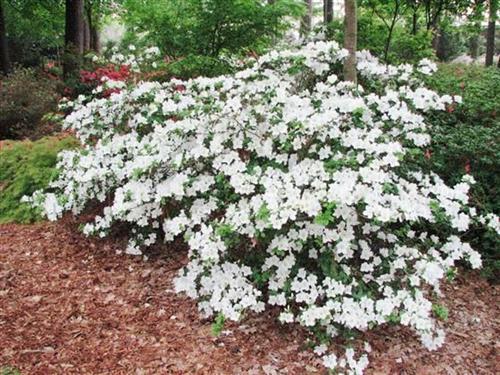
0,135 -> 79,224
28,41 -> 499,373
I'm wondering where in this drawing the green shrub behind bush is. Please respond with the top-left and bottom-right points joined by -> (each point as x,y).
0,68 -> 60,140
325,12 -> 434,64
0,135 -> 79,224
163,55 -> 235,80
424,64 -> 500,280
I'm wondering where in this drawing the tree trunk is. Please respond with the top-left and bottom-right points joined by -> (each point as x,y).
412,7 -> 418,35
64,0 -> 84,78
300,0 -> 313,37
83,16 -> 91,51
91,26 -> 100,53
65,0 -> 84,53
343,0 -> 357,84
324,0 -> 333,24
485,0 -> 497,66
469,35 -> 479,59
0,0 -> 11,75
86,2 -> 101,53
383,1 -> 400,63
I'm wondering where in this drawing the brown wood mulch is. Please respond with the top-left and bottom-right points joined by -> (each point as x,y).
0,221 -> 498,374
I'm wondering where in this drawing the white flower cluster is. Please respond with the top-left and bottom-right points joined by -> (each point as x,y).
91,44 -> 163,72
30,41 -> 493,373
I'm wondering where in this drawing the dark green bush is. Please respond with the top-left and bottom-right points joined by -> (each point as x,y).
423,64 -> 500,280
0,68 -> 60,140
164,55 -> 235,80
325,12 -> 434,64
0,135 -> 79,224
123,0 -> 302,58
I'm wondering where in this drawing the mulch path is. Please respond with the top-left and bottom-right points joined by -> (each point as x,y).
0,222 -> 498,374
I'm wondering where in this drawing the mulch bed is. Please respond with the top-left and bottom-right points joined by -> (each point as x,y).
0,222 -> 498,374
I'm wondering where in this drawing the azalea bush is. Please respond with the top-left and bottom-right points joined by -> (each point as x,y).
64,45 -> 165,98
29,42 -> 498,373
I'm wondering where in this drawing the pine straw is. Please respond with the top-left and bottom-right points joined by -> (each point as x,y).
0,221 -> 498,374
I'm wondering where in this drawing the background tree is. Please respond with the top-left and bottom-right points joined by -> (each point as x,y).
485,0 -> 497,66
124,0 -> 301,57
324,0 -> 333,24
300,0 -> 313,36
344,0 -> 357,83
364,0 -> 406,63
0,0 -> 11,74
65,0 -> 84,54
64,0 -> 84,77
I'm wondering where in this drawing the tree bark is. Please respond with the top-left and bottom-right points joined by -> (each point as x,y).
65,0 -> 84,53
469,35 -> 479,59
83,16 -> 91,51
485,0 -> 497,66
0,0 -> 11,75
90,25 -> 100,52
86,1 -> 101,53
343,0 -> 357,84
324,0 -> 333,24
64,0 -> 84,78
300,0 -> 313,37
412,7 -> 418,35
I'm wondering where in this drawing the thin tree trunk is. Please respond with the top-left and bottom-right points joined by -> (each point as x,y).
300,0 -> 313,37
83,16 -> 91,51
0,0 -> 11,75
412,7 -> 418,35
90,26 -> 100,52
469,35 -> 479,59
324,0 -> 333,24
87,1 -> 101,53
343,0 -> 357,84
383,1 -> 400,63
485,0 -> 497,66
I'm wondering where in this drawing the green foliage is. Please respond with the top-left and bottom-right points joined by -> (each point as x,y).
424,63 -> 500,280
435,20 -> 469,61
0,367 -> 21,375
211,313 -> 226,336
0,67 -> 60,140
432,303 -> 449,321
123,0 -> 302,57
0,136 -> 79,224
4,0 -> 65,67
164,55 -> 234,80
325,12 -> 434,64
390,29 -> 435,63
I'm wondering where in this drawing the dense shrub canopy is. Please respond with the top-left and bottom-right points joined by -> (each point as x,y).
0,68 -> 59,140
29,42 -> 498,373
123,0 -> 302,57
424,63 -> 500,279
